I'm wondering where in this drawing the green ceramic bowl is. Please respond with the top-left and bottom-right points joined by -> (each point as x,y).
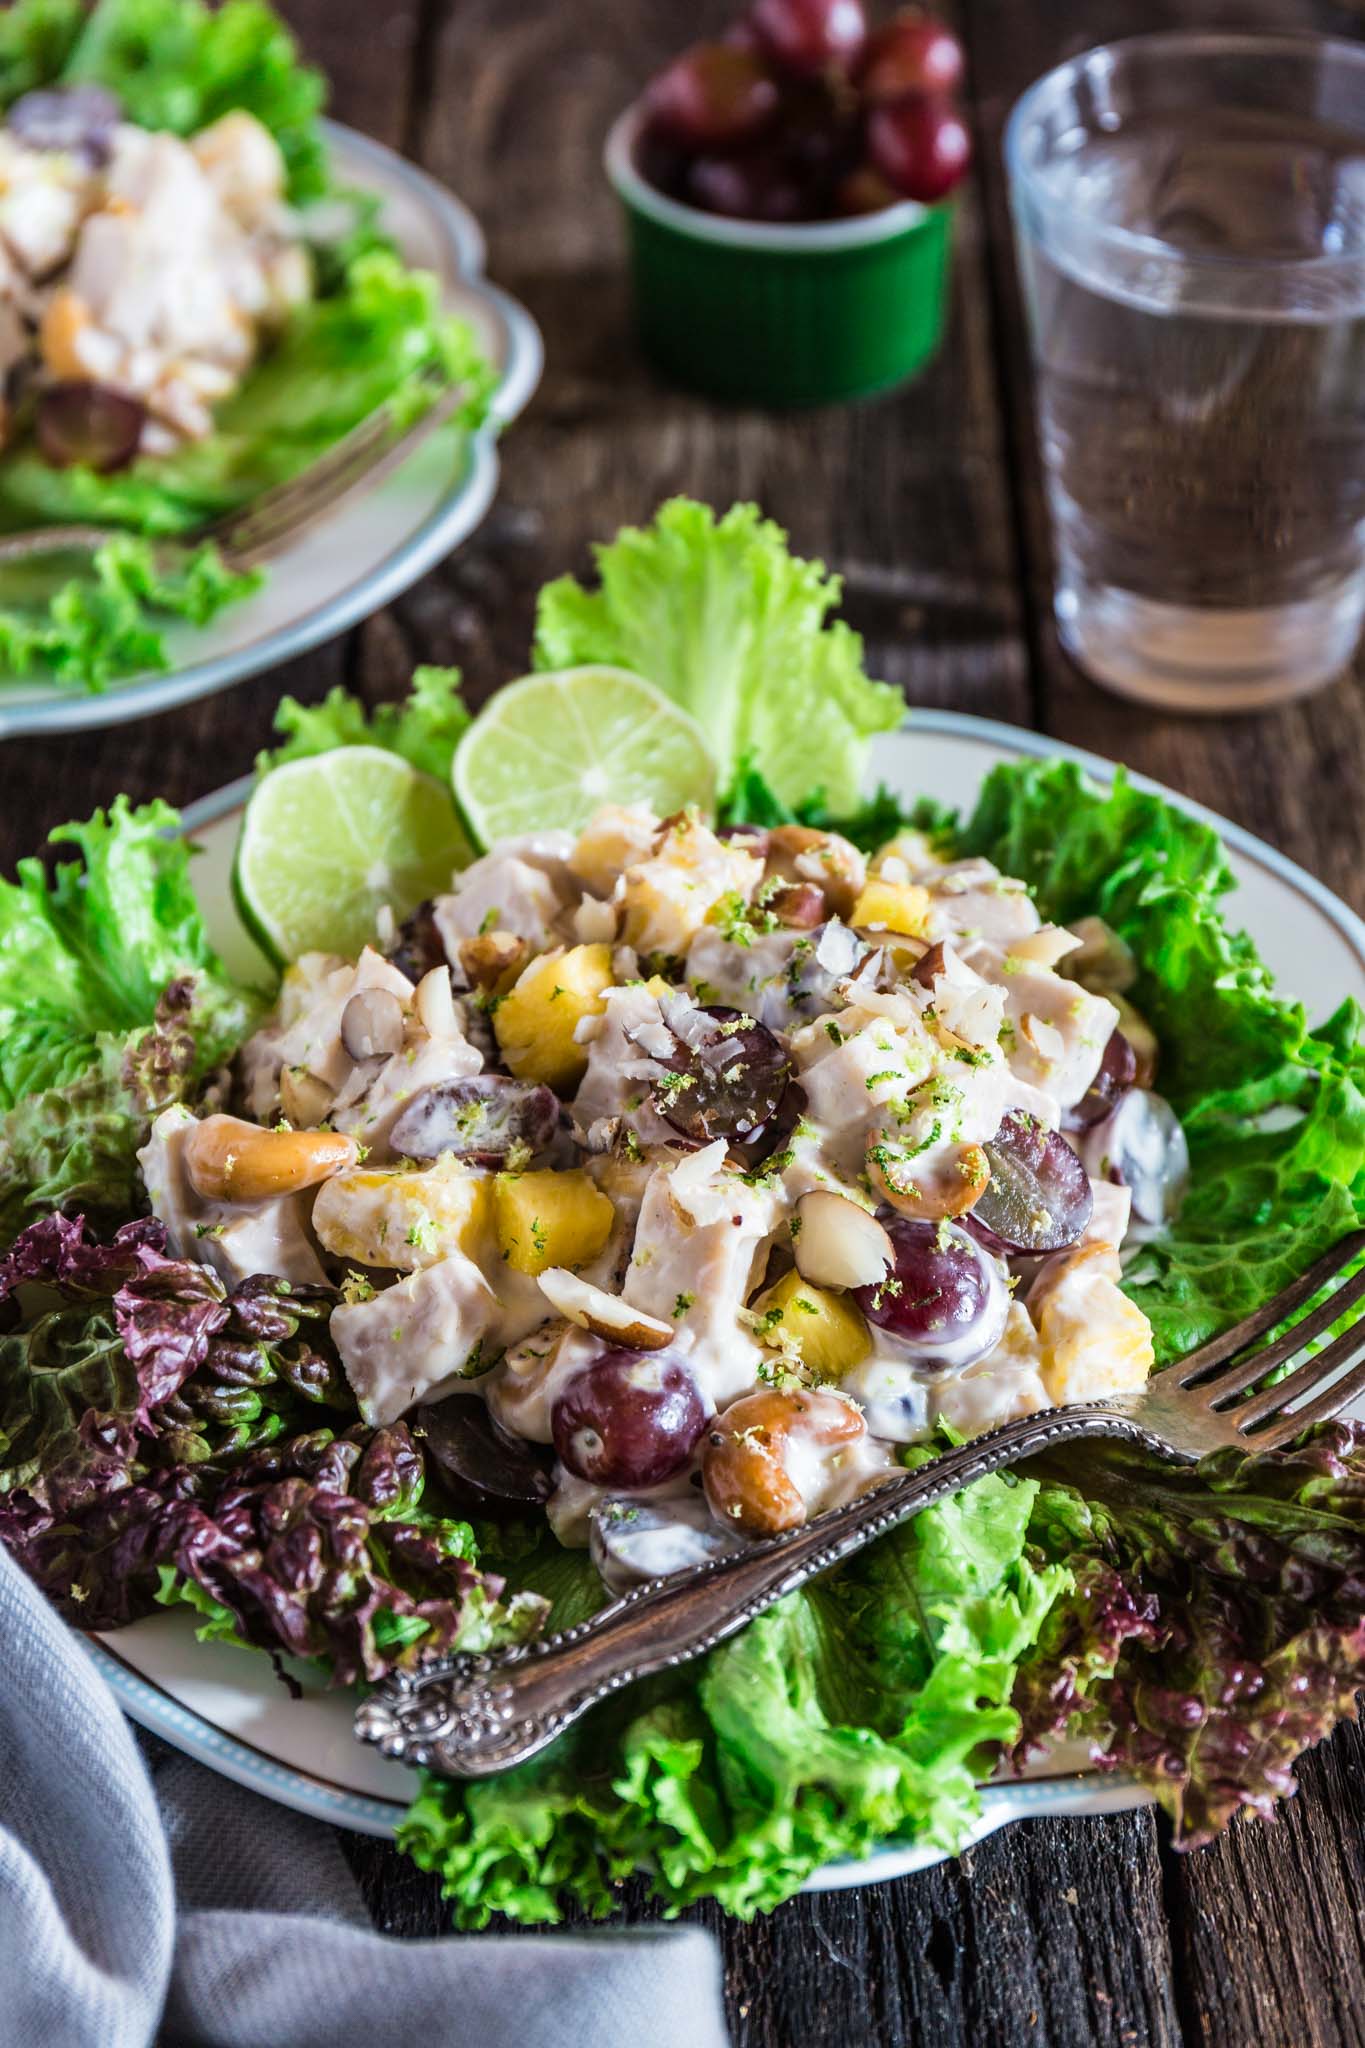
605,104 -> 953,409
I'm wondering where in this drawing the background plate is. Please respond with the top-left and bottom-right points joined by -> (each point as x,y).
0,120 -> 543,739
84,711 -> 1365,1880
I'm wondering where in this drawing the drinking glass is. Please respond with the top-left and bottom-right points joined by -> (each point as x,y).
1006,33 -> 1365,712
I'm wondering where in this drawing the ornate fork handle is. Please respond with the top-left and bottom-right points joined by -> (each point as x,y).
356,1403 -> 1164,1779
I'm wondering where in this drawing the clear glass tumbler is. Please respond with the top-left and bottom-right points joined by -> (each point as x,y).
1006,33 -> 1365,712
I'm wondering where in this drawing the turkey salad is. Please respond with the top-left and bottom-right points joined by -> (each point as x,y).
139,801 -> 1185,1593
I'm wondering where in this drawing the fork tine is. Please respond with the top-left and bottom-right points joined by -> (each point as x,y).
1240,1351 -> 1365,1451
1168,1226 -> 1365,1386
211,406 -> 411,554
1203,1261 -> 1365,1406
1232,1316 -> 1365,1434
206,368 -> 457,565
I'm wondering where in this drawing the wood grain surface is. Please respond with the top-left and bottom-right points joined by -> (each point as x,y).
8,2 -> 1365,2042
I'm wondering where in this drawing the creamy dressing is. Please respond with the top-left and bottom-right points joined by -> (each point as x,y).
154,801 -> 1172,1590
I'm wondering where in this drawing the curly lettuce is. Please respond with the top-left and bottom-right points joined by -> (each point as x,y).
532,498 -> 904,813
0,797 -> 257,1234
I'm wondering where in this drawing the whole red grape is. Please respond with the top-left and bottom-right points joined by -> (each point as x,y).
551,1349 -> 708,1488
687,151 -> 806,222
867,96 -> 971,201
860,12 -> 964,102
644,42 -> 780,150
750,0 -> 868,79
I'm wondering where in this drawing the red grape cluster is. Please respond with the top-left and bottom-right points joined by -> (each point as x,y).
637,1 -> 971,224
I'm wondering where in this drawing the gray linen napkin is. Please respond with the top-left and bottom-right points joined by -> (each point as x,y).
0,1543 -> 729,2048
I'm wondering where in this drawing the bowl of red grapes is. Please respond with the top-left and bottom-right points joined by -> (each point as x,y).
606,2 -> 971,405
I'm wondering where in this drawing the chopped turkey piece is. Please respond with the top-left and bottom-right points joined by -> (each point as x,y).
931,1301 -> 1052,1437
570,983 -> 679,1151
621,1141 -> 778,1407
331,1250 -> 503,1425
964,939 -> 1119,1111
920,859 -> 1041,946
137,1105 -> 327,1289
434,834 -> 575,956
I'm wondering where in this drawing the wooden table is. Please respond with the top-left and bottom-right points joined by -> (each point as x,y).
9,1 -> 1365,2041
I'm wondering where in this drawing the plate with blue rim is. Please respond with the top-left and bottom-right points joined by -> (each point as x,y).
0,120 -> 543,741
84,710 -> 1365,1882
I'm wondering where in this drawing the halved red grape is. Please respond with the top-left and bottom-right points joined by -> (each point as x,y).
973,1111 -> 1093,1253
859,13 -> 964,101
751,0 -> 868,78
552,1348 -> 708,1488
1079,1089 -> 1189,1228
417,1398 -> 553,1512
390,1075 -> 558,1166
9,85 -> 120,163
37,382 -> 145,473
1064,1028 -> 1137,1134
644,42 -> 780,150
853,1216 -> 1007,1367
867,97 -> 971,201
652,1004 -> 791,1145
386,899 -> 446,986
589,1492 -> 741,1590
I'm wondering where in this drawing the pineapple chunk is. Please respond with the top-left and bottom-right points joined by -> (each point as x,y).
1033,1243 -> 1154,1403
753,1270 -> 871,1380
494,1168 -> 615,1276
619,813 -> 761,956
493,943 -> 614,1091
312,1158 -> 490,1272
849,878 -> 932,938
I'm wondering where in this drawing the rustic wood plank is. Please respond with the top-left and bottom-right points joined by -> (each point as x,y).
401,0 -> 1032,725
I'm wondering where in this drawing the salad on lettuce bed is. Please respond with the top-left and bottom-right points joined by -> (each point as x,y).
3,498 -> 1365,1927
0,0 -> 493,689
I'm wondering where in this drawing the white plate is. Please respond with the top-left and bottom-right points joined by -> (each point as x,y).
0,121 -> 543,739
84,710 -> 1365,1883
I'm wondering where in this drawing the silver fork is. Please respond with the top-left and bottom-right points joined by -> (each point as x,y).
0,365 -> 467,573
355,1227 -> 1365,1780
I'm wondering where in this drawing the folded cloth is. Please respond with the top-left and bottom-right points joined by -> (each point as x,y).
0,1544 -> 730,2048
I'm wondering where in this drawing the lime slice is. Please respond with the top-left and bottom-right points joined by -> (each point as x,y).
452,666 -> 717,846
234,746 -> 472,966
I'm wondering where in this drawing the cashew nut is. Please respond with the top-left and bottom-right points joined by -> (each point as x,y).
702,1386 -> 866,1536
459,930 -> 527,993
869,1140 -> 989,1220
184,1114 -> 356,1203
279,1066 -> 335,1129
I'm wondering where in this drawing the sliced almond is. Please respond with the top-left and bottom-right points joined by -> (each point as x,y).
279,1065 -> 335,1129
1021,1013 -> 1067,1064
793,1190 -> 893,1291
416,965 -> 459,1041
1007,925 -> 1082,971
536,1267 -> 673,1350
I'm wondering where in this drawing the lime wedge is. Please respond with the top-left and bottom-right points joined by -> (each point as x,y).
452,666 -> 717,846
234,746 -> 472,966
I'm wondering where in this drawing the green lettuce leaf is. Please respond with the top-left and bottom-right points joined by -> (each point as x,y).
257,665 -> 472,785
953,756 -> 1365,1364
400,1470 -> 1066,1925
531,499 -> 904,812
0,798 -> 256,1232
